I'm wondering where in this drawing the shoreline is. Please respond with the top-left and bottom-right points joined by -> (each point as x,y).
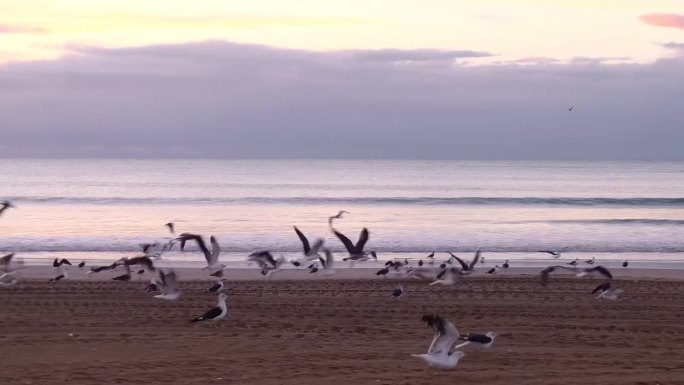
10,265 -> 684,281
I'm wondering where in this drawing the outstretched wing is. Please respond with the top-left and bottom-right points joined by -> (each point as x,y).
354,228 -> 369,252
293,227 -> 311,254
588,265 -> 613,281
190,306 -> 223,323
209,236 -> 221,265
592,281 -> 611,294
469,251 -> 480,270
449,253 -> 469,270
332,229 -> 356,254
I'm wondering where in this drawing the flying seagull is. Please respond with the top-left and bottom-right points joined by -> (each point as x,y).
449,251 -> 480,275
112,263 -> 132,281
50,268 -> 68,282
429,267 -> 460,286
0,201 -> 15,218
0,272 -> 19,287
176,233 -> 224,273
540,265 -> 613,287
331,226 -> 373,263
411,314 -> 466,369
592,281 -> 623,300
165,222 -> 175,234
189,293 -> 228,326
293,226 -> 324,261
328,210 -> 350,225
568,106 -> 574,111
52,258 -> 72,268
319,248 -> 336,275
154,269 -> 181,300
539,251 -> 561,258
0,253 -> 22,273
78,261 -> 86,268
117,256 -> 156,272
456,332 -> 497,349
248,250 -> 277,271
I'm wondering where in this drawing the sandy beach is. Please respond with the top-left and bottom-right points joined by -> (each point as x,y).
1,273 -> 682,385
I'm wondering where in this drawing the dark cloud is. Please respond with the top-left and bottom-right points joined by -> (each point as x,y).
640,13 -> 684,30
0,41 -> 682,160
0,24 -> 47,34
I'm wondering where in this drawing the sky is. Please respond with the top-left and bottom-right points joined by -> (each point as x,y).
1,0 -> 683,159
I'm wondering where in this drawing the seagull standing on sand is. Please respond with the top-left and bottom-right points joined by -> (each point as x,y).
502,260 -> 510,269
622,260 -> 629,268
50,268 -> 68,282
487,265 -> 499,274
411,314 -> 466,369
154,269 -> 181,300
0,201 -> 15,218
205,279 -> 226,293
567,259 -> 578,266
585,257 -> 595,265
189,293 -> 228,326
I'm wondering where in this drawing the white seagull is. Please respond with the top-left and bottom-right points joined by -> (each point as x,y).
449,251 -> 480,275
205,279 -> 226,293
293,226 -> 325,262
189,293 -> 228,326
154,269 -> 181,300
429,267 -> 460,286
411,314 -> 466,369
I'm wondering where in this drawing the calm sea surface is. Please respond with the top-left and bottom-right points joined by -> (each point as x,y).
0,159 -> 682,268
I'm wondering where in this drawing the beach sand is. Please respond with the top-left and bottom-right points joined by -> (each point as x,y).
0,275 -> 682,385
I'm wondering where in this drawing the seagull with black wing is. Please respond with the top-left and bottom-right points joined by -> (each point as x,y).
176,233 -> 224,274
540,265 -> 613,287
592,281 -> 623,300
189,293 -> 228,326
293,226 -> 325,263
0,201 -> 15,218
448,251 -> 480,275
411,314 -> 466,369
328,210 -> 350,225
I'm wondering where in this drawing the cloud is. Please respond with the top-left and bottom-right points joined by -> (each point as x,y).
348,49 -> 493,63
662,42 -> 684,50
639,14 -> 684,30
0,40 -> 682,160
0,24 -> 47,34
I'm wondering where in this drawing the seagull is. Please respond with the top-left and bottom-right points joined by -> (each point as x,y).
429,267 -> 460,286
176,233 -> 224,273
165,222 -> 175,234
78,261 -> 86,268
487,265 -> 499,274
390,285 -> 404,299
328,210 -> 350,225
145,278 -> 158,293
0,253 -> 22,273
455,332 -> 497,349
449,251 -> 480,275
112,263 -> 132,281
418,260 -> 424,267
117,256 -> 156,272
622,260 -> 629,268
540,265 -> 613,287
154,269 -> 181,300
585,257 -> 595,265
189,293 -> 228,326
293,226 -> 325,262
331,226 -> 375,263
539,251 -> 561,258
411,314 -> 465,369
307,262 -> 319,274
376,267 -> 390,277
263,254 -> 287,278
248,251 -> 277,271
567,259 -> 578,266
0,201 -> 15,218
568,106 -> 574,111
592,281 -> 623,300
319,248 -> 336,275
52,258 -> 72,268
50,268 -> 68,282
205,279 -> 226,293
88,261 -> 121,275
480,256 -> 485,264
502,260 -> 509,269
0,272 -> 19,287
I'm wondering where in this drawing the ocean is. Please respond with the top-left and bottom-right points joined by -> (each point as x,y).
0,159 -> 682,268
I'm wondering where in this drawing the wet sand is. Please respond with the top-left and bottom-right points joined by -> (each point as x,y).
1,276 -> 683,385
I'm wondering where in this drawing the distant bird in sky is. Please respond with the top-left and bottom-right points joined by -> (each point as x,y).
0,201 -> 15,218
53,258 -> 72,268
328,210 -> 350,225
568,106 -> 574,111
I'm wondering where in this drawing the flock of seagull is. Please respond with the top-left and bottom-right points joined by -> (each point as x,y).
0,201 -> 630,369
